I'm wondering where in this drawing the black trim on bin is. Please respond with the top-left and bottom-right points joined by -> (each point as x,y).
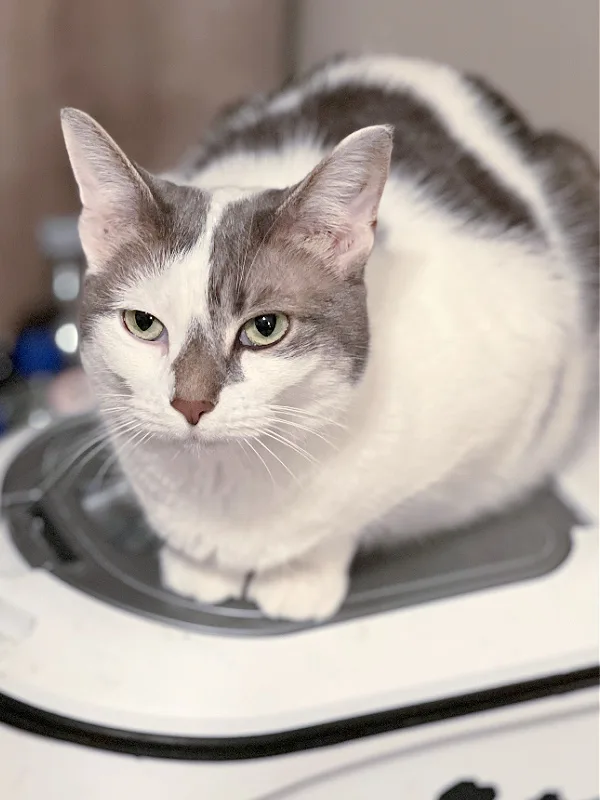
0,666 -> 597,761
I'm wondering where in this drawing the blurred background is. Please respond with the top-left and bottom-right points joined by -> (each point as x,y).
0,0 -> 597,430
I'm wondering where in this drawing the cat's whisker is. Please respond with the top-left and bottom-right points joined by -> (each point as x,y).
108,424 -> 152,462
265,415 -> 340,451
113,422 -> 152,449
89,449 -> 121,490
265,430 -> 320,465
103,419 -> 148,441
89,427 -> 147,488
87,424 -> 151,490
41,428 -> 110,485
235,438 -> 253,470
74,420 -> 139,456
58,438 -> 107,475
265,412 -> 335,439
125,430 -> 154,460
56,429 -> 104,462
244,437 -> 277,488
56,437 -> 114,488
261,427 -> 319,466
101,408 -> 165,436
268,401 -> 347,415
252,436 -> 300,485
267,404 -> 348,430
100,409 -> 134,419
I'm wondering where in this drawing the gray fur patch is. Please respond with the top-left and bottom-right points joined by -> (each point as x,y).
207,189 -> 370,383
80,177 -> 209,340
172,332 -> 226,404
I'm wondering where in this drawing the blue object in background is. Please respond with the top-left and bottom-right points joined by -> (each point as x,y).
12,327 -> 64,378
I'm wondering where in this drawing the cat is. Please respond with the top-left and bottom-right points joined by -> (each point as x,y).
61,55 -> 599,622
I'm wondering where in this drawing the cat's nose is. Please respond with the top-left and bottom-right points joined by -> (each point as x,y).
170,398 -> 215,426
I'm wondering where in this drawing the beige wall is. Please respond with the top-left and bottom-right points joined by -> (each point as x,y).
295,0 -> 599,154
0,0 -> 288,343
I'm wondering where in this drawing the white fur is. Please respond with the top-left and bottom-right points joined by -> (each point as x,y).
182,140 -> 325,192
76,57 -> 596,622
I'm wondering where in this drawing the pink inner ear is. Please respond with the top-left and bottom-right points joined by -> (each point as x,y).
329,182 -> 381,268
79,206 -> 137,269
333,223 -> 376,271
279,126 -> 393,275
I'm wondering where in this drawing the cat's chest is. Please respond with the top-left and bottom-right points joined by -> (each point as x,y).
133,459 -> 292,564
124,443 -> 289,525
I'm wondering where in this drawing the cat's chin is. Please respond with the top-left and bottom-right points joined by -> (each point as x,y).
171,428 -> 238,451
181,434 -> 222,451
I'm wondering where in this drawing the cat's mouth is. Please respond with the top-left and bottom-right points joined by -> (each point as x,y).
159,421 -> 244,448
108,405 -> 280,449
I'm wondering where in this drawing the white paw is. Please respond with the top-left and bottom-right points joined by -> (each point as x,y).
247,565 -> 348,622
160,550 -> 246,605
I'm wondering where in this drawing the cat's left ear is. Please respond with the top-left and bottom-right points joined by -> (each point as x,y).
60,108 -> 157,272
282,125 -> 393,276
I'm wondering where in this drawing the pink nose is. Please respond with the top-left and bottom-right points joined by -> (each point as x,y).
170,398 -> 215,426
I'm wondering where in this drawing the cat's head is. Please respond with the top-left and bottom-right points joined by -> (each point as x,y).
61,109 -> 392,447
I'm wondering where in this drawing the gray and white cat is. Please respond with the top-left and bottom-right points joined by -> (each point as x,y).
61,55 -> 598,622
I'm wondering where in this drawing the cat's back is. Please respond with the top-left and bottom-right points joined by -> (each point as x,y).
180,54 -> 597,320
184,56 -> 553,238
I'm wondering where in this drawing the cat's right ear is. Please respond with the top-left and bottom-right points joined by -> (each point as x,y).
277,125 -> 393,278
60,108 -> 156,272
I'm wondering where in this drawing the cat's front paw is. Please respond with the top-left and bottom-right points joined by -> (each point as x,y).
247,563 -> 348,622
160,549 -> 246,605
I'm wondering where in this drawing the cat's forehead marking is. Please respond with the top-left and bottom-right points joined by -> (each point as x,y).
162,187 -> 267,365
80,182 -> 211,339
205,186 -> 361,323
206,188 -> 290,323
204,189 -> 370,383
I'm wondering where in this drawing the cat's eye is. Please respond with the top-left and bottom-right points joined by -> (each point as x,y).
122,310 -> 165,341
239,313 -> 289,348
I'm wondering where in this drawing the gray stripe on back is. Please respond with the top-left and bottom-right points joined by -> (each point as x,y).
464,74 -> 536,154
191,79 -> 540,238
533,131 -> 599,332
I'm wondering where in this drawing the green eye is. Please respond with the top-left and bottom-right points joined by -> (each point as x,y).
240,313 -> 289,348
123,310 -> 165,341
